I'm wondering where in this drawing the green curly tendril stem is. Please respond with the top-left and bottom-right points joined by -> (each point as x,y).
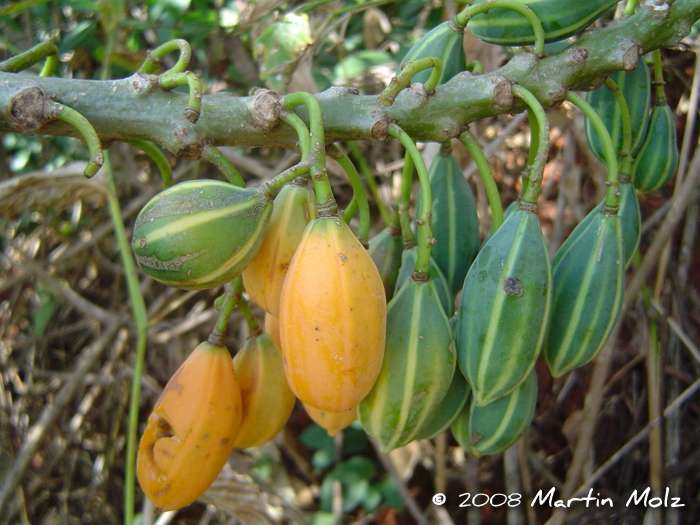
138,39 -> 192,75
456,0 -> 545,55
158,70 -> 202,123
128,140 -> 173,188
209,277 -> 245,346
282,112 -> 312,160
603,77 -> 634,181
0,37 -> 58,72
335,145 -> 371,247
40,54 -> 58,77
566,92 -> 619,211
623,0 -> 639,16
54,104 -> 104,178
512,84 -> 550,206
282,92 -> 337,216
388,124 -> 433,279
397,152 -> 417,248
262,161 -> 312,198
459,128 -> 504,233
202,144 -> 244,186
652,49 -> 668,106
466,60 -> 485,74
348,142 -> 391,226
378,57 -> 444,106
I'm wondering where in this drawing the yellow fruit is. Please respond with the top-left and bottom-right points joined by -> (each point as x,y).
242,182 -> 316,317
304,403 -> 357,437
264,313 -> 282,351
279,217 -> 387,412
233,332 -> 296,448
137,341 -> 242,511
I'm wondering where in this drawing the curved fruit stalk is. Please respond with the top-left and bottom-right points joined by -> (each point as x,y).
398,20 -> 466,85
137,341 -> 242,510
368,226 -> 404,301
451,367 -> 537,456
132,179 -> 273,290
358,278 -> 456,453
233,332 -> 296,448
631,104 -> 679,193
264,313 -> 282,351
242,182 -> 316,317
544,212 -> 624,377
304,403 -> 357,437
279,217 -> 387,412
585,64 -> 652,163
467,0 -> 621,46
395,245 -> 454,316
457,206 -> 551,406
415,152 -> 480,294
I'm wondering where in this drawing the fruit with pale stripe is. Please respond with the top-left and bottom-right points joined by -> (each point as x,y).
368,226 -> 404,301
358,277 -> 456,453
451,367 -> 537,456
544,210 -> 624,377
233,332 -> 295,448
242,182 -> 316,317
137,341 -> 242,510
279,217 -> 386,413
632,104 -> 678,193
132,179 -> 272,290
457,206 -> 551,406
395,245 -> 454,316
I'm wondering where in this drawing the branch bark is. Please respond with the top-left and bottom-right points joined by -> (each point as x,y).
1,0 -> 698,156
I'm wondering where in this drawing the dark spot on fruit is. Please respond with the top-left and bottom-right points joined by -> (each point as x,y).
221,439 -> 229,445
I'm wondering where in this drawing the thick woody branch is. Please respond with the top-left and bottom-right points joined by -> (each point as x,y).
0,0 -> 698,157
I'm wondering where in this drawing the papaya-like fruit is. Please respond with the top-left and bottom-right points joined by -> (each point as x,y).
457,206 -> 551,406
264,313 -> 282,351
415,152 -> 480,294
304,403 -> 357,438
399,20 -> 466,85
279,217 -> 387,412
451,367 -> 537,456
132,179 -> 272,290
233,332 -> 296,448
395,245 -> 454,316
358,278 -> 456,453
368,225 -> 404,301
585,65 -> 652,162
137,341 -> 242,510
632,104 -> 678,193
242,182 -> 316,317
544,211 -> 624,377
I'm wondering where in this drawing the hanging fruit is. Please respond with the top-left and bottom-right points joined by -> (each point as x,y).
132,179 -> 273,290
395,245 -> 454,316
304,403 -> 357,437
632,103 -> 678,193
137,341 -> 242,510
367,225 -> 404,301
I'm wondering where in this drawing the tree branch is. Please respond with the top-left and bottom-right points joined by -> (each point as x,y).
1,0 -> 698,155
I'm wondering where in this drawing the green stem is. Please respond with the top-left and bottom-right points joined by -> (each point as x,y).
101,151 -> 148,525
342,198 -> 358,224
378,57 -> 444,106
335,145 -> 370,247
522,106 -> 538,195
138,39 -> 192,75
459,127 -> 504,232
623,0 -> 639,17
202,144 -> 245,186
348,142 -> 391,226
40,54 -> 58,77
262,161 -> 312,197
282,112 -> 312,160
238,295 -> 261,336
466,61 -> 484,75
566,92 -> 619,210
127,140 -> 172,188
158,70 -> 202,123
0,38 -> 58,72
209,277 -> 244,346
603,77 -> 634,182
397,152 -> 417,247
456,0 -> 545,55
652,49 -> 667,106
283,92 -> 336,216
54,103 -> 104,178
388,124 -> 433,278
512,85 -> 549,206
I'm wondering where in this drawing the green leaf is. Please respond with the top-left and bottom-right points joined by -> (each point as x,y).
310,512 -> 336,525
377,476 -> 403,510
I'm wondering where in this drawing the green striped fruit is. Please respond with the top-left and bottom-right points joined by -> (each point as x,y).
413,366 -> 470,441
399,20 -> 466,85
482,199 -> 518,248
555,184 -> 640,269
544,212 -> 624,378
451,367 -> 537,456
585,65 -> 652,163
632,104 -> 678,193
467,0 -> 621,46
368,226 -> 404,301
396,245 -> 454,316
132,179 -> 272,290
457,206 -> 551,407
358,278 -> 456,453
415,152 -> 480,294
